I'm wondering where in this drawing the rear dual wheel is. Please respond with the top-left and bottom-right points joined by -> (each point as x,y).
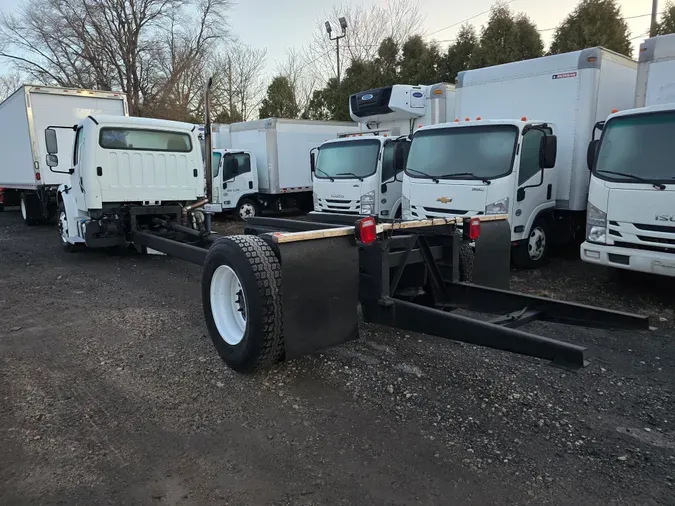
202,235 -> 284,372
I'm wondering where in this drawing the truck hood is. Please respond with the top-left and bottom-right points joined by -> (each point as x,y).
315,178 -> 362,199
408,179 -> 488,216
607,186 -> 675,224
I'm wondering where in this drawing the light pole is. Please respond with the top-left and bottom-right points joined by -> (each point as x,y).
650,0 -> 659,37
325,17 -> 347,85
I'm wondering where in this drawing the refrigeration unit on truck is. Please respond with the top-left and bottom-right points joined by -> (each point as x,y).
402,48 -> 637,267
581,34 -> 675,277
43,99 -> 650,376
204,118 -> 358,219
0,85 -> 128,223
311,83 -> 455,218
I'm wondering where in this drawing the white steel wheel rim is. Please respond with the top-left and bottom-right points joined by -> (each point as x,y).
239,203 -> 255,220
528,226 -> 546,261
20,198 -> 27,220
210,265 -> 247,345
59,211 -> 68,243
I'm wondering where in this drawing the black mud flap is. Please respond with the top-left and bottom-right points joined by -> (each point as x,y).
277,236 -> 359,359
473,219 -> 511,290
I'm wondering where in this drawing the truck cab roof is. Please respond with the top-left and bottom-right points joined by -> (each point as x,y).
415,118 -> 552,133
607,102 -> 675,120
83,114 -> 197,132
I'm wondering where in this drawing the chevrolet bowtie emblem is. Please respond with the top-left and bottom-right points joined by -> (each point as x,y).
436,197 -> 453,204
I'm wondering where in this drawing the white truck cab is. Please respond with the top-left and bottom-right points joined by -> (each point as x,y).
402,119 -> 557,261
45,115 -> 203,249
312,83 -> 454,218
209,148 -> 259,219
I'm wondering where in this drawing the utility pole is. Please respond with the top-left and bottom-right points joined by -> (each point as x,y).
227,56 -> 234,120
650,0 -> 659,37
325,17 -> 348,85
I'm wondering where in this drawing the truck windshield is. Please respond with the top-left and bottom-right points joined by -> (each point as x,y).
406,125 -> 518,180
315,139 -> 380,179
595,111 -> 675,184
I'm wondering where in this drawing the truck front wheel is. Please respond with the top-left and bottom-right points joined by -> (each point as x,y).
236,198 -> 259,221
58,202 -> 79,253
202,235 -> 284,372
512,218 -> 549,268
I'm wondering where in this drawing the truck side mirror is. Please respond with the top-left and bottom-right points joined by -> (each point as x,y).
587,140 -> 599,171
394,142 -> 405,170
45,128 -> 58,154
539,135 -> 557,169
46,154 -> 58,167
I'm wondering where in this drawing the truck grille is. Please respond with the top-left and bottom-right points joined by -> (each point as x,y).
609,220 -> 675,254
316,198 -> 360,214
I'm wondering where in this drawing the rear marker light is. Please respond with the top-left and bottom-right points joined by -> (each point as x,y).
356,217 -> 377,245
469,217 -> 480,241
35,172 -> 41,181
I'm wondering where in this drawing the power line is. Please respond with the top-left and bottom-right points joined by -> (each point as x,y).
425,0 -> 517,38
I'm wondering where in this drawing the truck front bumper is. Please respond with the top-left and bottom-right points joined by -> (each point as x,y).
580,241 -> 675,277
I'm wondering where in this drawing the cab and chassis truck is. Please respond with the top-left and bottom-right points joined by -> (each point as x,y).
42,81 -> 649,373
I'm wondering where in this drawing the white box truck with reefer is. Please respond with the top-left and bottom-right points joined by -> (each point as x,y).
402,48 -> 637,267
311,83 -> 455,219
581,34 -> 675,277
204,118 -> 357,219
0,85 -> 128,223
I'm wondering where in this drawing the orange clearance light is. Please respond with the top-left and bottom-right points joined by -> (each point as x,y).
464,117 -> 470,121
418,124 -> 423,128
521,116 -> 527,121
454,118 -> 460,123
476,116 -> 482,120
434,89 -> 443,95
469,217 -> 481,241
611,108 -> 619,113
356,217 -> 377,245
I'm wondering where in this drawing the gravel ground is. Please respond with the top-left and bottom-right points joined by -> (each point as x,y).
1,210 -> 674,505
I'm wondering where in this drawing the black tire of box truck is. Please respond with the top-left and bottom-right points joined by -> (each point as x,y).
20,192 -> 43,226
512,218 -> 550,269
202,235 -> 284,373
236,198 -> 259,221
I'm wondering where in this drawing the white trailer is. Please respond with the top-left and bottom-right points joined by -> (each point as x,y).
205,118 -> 358,219
0,85 -> 128,224
402,48 -> 637,267
581,34 -> 675,277
312,83 -> 455,218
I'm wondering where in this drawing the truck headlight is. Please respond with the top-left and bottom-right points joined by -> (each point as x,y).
401,194 -> 412,220
313,191 -> 319,209
485,197 -> 509,215
360,191 -> 375,215
586,202 -> 607,244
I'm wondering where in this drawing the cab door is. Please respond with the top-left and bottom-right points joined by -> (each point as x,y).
380,139 -> 410,217
512,127 -> 555,237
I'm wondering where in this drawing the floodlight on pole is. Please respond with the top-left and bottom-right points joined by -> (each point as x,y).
326,17 -> 347,85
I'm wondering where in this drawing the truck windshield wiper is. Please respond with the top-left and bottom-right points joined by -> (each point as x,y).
315,167 -> 334,182
439,172 -> 491,185
596,170 -> 666,190
406,168 -> 439,183
336,172 -> 364,181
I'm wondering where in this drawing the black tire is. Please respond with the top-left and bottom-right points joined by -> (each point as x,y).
57,202 -> 79,253
20,192 -> 42,226
512,218 -> 549,269
202,235 -> 284,373
236,198 -> 259,221
458,241 -> 474,282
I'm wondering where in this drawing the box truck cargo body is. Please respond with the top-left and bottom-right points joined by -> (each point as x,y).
205,118 -> 359,219
0,85 -> 128,223
582,35 -> 675,277
402,48 -> 637,267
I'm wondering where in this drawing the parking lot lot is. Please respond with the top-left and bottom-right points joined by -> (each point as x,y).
1,210 -> 674,505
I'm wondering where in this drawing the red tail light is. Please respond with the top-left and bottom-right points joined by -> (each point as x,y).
35,172 -> 41,181
356,217 -> 377,244
469,217 -> 480,241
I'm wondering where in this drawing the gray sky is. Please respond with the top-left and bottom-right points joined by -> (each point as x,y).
0,0 -> 656,77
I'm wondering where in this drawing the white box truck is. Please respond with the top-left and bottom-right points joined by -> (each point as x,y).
0,85 -> 128,224
581,34 -> 675,277
205,118 -> 358,219
402,48 -> 637,267
312,83 -> 455,219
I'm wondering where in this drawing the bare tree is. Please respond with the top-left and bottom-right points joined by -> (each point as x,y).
0,0 -> 231,117
209,41 -> 268,122
304,0 -> 425,86
0,71 -> 23,102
